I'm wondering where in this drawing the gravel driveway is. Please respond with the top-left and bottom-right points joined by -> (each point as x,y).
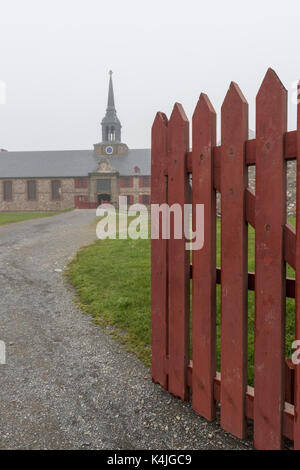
0,209 -> 250,449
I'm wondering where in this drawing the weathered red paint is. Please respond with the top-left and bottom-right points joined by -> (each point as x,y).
284,223 -> 296,270
254,68 -> 287,450
151,68 -> 299,450
74,177 -> 88,189
168,129 -> 297,178
294,82 -> 300,450
151,112 -> 168,389
186,362 -> 295,441
190,266 -> 295,299
220,82 -> 248,439
285,358 -> 295,405
167,103 -> 190,401
192,94 -> 217,420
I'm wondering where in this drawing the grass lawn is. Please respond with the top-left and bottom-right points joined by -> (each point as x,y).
0,209 -> 73,226
66,217 -> 296,386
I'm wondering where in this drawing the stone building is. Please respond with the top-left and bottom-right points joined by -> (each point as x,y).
0,71 -> 150,211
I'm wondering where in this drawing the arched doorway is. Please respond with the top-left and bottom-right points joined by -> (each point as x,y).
97,193 -> 111,206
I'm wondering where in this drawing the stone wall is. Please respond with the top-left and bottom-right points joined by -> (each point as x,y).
0,175 -> 151,211
0,170 -> 295,214
216,162 -> 297,218
286,161 -> 297,217
248,162 -> 296,217
88,172 -> 119,206
0,178 -> 77,211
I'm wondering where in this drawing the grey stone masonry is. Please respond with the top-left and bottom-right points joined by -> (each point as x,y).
216,162 -> 296,218
248,162 -> 296,218
0,178 -> 78,211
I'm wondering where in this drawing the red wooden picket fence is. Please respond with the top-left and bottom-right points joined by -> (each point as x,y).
151,68 -> 300,450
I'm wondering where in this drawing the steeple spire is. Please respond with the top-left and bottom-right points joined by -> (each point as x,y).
101,70 -> 121,143
107,70 -> 115,108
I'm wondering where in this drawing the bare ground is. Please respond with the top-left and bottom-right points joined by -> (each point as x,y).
0,209 -> 250,450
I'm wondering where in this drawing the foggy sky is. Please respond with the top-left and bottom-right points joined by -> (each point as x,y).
0,0 -> 300,151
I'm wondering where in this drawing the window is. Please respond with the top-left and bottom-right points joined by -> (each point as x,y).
125,195 -> 134,205
3,180 -> 12,201
140,176 -> 150,187
141,194 -> 150,205
51,180 -> 61,200
121,176 -> 132,187
109,126 -> 115,142
96,179 -> 111,192
75,178 -> 86,188
27,180 -> 37,201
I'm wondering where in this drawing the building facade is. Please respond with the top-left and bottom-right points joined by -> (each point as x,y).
0,71 -> 150,211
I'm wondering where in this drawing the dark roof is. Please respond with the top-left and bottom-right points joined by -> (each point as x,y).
0,148 -> 151,178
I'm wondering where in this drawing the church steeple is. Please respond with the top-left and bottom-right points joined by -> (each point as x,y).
101,71 -> 121,143
107,70 -> 115,108
94,71 -> 128,157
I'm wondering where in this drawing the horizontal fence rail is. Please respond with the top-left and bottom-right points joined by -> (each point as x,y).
151,68 -> 300,450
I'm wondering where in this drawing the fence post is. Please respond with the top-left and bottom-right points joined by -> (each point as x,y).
151,112 -> 168,389
220,82 -> 248,439
192,93 -> 217,420
167,103 -> 190,401
295,82 -> 300,449
254,68 -> 287,450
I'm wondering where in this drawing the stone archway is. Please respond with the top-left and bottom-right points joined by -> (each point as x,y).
97,193 -> 111,206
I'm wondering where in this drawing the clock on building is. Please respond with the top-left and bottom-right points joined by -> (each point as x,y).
105,146 -> 113,155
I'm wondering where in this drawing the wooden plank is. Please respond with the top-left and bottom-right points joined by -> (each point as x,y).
294,81 -> 300,450
187,362 -> 295,441
173,129 -> 297,176
191,93 -> 217,420
254,68 -> 287,450
167,103 -> 190,401
246,188 -> 255,228
220,82 -> 248,439
285,358 -> 295,405
245,140 -> 256,165
151,112 -> 169,388
214,268 -> 295,299
285,130 -> 297,160
285,223 -> 296,270
245,189 -> 295,271
286,278 -> 296,299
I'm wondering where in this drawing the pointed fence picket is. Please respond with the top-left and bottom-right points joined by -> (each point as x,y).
167,104 -> 190,401
151,68 -> 300,449
254,69 -> 287,450
220,82 -> 249,439
151,112 -> 168,390
191,94 -> 217,421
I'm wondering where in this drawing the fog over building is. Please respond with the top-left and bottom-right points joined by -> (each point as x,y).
0,72 -> 150,211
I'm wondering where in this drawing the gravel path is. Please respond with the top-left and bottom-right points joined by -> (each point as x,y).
0,210 -> 250,450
